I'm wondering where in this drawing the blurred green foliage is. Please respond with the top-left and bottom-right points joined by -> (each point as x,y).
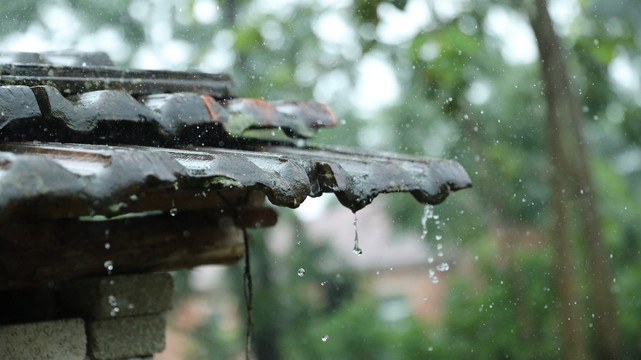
1,0 -> 640,358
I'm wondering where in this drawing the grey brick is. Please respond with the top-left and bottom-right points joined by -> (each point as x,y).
0,318 -> 86,360
60,273 -> 173,319
86,314 -> 165,360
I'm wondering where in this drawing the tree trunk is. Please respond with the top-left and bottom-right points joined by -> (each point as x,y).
528,0 -> 621,359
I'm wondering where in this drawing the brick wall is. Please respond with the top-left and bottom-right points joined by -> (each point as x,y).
0,273 -> 173,360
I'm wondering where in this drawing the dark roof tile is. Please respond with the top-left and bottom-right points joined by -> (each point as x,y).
0,52 -> 471,220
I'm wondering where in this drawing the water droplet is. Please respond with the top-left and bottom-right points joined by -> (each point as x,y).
353,213 -> 362,255
427,257 -> 434,264
428,346 -> 433,352
435,234 -> 442,241
321,335 -> 329,342
110,307 -> 120,316
436,262 -> 449,272
297,268 -> 306,277
423,296 -> 428,301
108,295 -> 118,306
320,281 -> 327,286
104,242 -> 111,250
420,205 -> 434,241
431,276 -> 439,284
170,208 -> 178,216
104,260 -> 114,274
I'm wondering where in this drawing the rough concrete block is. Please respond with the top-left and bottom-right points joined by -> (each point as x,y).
60,273 -> 173,319
86,314 -> 166,360
0,318 -> 86,360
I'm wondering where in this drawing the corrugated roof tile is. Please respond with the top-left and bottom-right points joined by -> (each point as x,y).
0,51 -> 470,219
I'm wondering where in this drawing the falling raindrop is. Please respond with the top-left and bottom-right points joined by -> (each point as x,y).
169,207 -> 178,216
108,295 -> 119,316
321,335 -> 329,342
432,276 -> 439,284
435,234 -> 442,241
436,262 -> 449,272
353,213 -> 363,255
104,242 -> 111,250
297,268 -> 306,277
104,260 -> 114,274
420,205 -> 434,241
427,257 -> 434,264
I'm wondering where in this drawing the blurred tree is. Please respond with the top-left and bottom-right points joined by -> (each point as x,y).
527,0 -> 620,358
1,0 -> 640,358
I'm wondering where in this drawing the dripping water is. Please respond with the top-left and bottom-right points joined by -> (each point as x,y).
108,294 -> 120,317
421,204 -> 449,284
104,260 -> 114,275
420,205 -> 434,241
353,212 -> 363,255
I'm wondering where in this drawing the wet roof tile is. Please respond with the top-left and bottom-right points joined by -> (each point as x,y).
0,52 -> 471,222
